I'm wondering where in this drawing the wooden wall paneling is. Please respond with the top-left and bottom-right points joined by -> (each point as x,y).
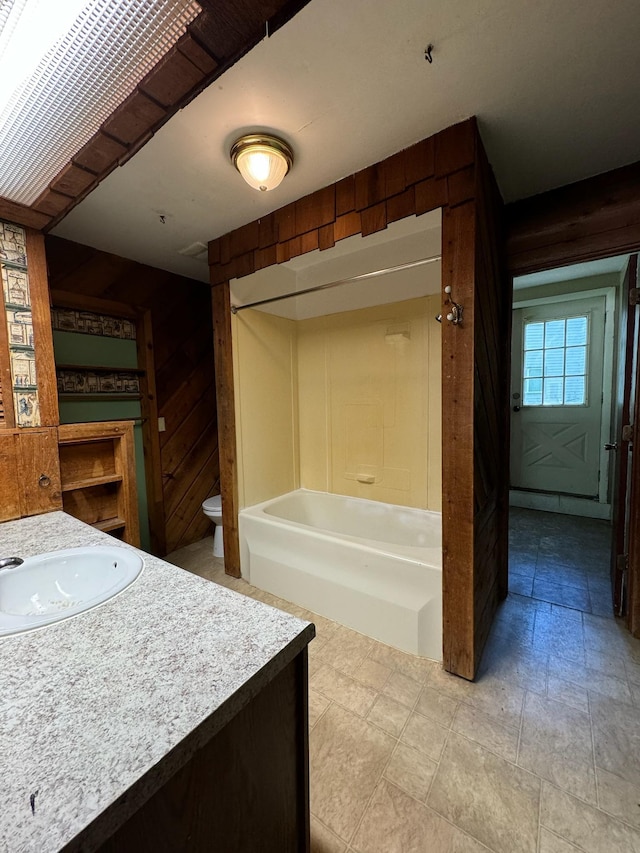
211,282 -> 240,577
161,397 -> 217,551
50,289 -> 139,319
17,428 -> 62,516
113,422 -> 140,547
0,432 -> 22,520
45,236 -> 219,556
137,311 -> 166,555
26,230 -> 59,427
441,202 -> 477,679
506,160 -> 640,275
468,157 -> 510,663
163,408 -> 218,521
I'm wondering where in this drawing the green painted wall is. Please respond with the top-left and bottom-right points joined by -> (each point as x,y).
54,330 -> 151,552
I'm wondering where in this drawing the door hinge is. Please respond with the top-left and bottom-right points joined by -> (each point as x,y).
629,287 -> 640,306
622,424 -> 634,442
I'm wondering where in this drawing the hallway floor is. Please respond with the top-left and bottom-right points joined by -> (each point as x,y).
167,510 -> 640,853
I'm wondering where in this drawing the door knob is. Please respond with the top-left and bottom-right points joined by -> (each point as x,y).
604,443 -> 618,451
512,405 -> 521,412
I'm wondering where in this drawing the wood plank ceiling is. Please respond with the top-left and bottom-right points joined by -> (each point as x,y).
0,0 -> 310,233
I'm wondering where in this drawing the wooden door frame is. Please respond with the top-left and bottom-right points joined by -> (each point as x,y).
506,159 -> 640,635
611,256 -> 638,613
209,118 -> 510,680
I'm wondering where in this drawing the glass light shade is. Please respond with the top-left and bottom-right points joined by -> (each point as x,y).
231,134 -> 293,192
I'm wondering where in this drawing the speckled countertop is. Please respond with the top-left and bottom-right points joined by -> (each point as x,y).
0,512 -> 314,853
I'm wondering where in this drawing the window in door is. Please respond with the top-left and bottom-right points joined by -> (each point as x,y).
522,315 -> 589,407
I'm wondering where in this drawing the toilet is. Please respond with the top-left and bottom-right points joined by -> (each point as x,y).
202,495 -> 224,558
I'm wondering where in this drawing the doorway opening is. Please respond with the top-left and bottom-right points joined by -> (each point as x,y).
507,253 -> 633,623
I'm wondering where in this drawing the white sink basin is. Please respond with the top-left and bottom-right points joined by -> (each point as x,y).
0,546 -> 143,637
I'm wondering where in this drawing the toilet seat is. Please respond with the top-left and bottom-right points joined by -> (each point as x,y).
202,495 -> 222,518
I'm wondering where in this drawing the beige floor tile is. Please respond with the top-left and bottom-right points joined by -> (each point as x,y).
479,642 -> 548,694
309,688 -> 331,728
546,674 -> 589,713
535,562 -> 589,590
415,685 -> 459,727
381,670 -> 422,708
318,626 -> 374,676
426,667 -> 525,729
366,694 -> 410,738
590,692 -> 640,787
518,691 -> 596,803
309,646 -> 329,679
452,703 -> 519,763
352,658 -> 392,691
383,742 -> 437,802
539,828 -> 582,852
310,704 -> 395,843
510,572 -> 534,596
352,779 -> 488,853
540,782 -> 640,852
548,656 -> 633,704
309,613 -> 342,642
428,731 -> 541,853
401,710 -> 449,761
311,664 -> 378,718
585,647 -> 629,682
491,619 -> 535,649
368,643 -> 435,682
596,767 -> 640,829
625,658 -> 640,686
311,816 -> 347,853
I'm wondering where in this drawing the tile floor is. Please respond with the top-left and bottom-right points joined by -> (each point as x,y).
167,508 -> 640,853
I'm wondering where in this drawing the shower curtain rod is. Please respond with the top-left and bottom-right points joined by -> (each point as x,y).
229,255 -> 442,314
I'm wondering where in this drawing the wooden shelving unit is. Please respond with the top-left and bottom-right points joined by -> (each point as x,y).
58,420 -> 140,546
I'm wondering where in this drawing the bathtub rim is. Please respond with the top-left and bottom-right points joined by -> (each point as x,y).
238,488 -> 442,570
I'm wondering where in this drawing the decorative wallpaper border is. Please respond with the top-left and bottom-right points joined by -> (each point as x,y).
0,221 -> 40,427
56,369 -> 140,395
51,307 -> 136,340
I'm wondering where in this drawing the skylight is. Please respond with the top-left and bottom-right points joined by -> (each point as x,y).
0,0 -> 201,206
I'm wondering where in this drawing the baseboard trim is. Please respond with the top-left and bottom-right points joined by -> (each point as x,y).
509,490 -> 611,520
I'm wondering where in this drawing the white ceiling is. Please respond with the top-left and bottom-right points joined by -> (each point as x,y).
53,0 -> 640,283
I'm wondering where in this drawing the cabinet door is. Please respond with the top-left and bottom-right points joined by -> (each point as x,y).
0,433 -> 22,521
17,428 -> 62,516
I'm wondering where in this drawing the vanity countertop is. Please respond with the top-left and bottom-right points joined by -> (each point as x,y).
0,512 -> 314,853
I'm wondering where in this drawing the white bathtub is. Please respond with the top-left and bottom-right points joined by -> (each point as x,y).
239,489 -> 442,660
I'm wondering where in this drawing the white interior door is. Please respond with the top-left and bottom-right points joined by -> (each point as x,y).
510,295 -> 606,497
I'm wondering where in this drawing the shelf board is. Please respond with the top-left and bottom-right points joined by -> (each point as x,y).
93,517 -> 126,533
56,364 -> 145,375
61,473 -> 123,492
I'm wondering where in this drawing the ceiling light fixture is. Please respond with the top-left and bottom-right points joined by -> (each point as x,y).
230,133 -> 293,192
